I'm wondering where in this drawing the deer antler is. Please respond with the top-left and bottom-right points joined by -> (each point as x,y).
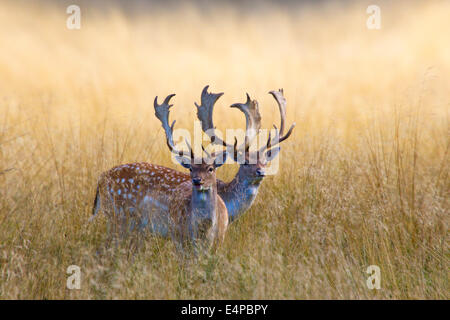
195,86 -> 269,161
154,94 -> 194,158
269,89 -> 287,136
195,85 -> 232,147
195,86 -> 263,160
230,93 -> 262,152
260,89 -> 295,153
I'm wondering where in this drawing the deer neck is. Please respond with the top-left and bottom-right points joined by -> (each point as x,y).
220,169 -> 263,222
191,183 -> 218,225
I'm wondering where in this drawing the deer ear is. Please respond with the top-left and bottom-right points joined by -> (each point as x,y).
175,156 -> 191,169
213,151 -> 227,168
265,146 -> 281,162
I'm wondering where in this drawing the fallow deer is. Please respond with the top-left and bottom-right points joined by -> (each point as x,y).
91,93 -> 228,253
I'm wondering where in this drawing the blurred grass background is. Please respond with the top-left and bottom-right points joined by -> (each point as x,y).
0,0 -> 448,299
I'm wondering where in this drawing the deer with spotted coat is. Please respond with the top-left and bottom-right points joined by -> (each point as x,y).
91,92 -> 228,253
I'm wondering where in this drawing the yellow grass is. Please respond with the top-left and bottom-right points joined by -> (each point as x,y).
0,0 -> 448,299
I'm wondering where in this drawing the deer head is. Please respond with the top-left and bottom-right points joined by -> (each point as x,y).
154,93 -> 227,190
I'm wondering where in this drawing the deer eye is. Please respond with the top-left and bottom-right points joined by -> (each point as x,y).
208,167 -> 214,173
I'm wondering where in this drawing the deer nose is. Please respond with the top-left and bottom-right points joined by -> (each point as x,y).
192,177 -> 202,185
256,169 -> 266,177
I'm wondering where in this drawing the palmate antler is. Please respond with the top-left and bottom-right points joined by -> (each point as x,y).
154,94 -> 194,159
155,91 -> 227,163
230,93 -> 262,152
195,86 -> 295,160
195,85 -> 262,161
195,86 -> 239,163
260,89 -> 296,154
195,86 -> 226,146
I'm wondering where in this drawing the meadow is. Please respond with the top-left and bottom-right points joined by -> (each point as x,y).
0,0 -> 448,299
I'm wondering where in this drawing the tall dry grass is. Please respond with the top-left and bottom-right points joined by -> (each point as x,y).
0,0 -> 448,299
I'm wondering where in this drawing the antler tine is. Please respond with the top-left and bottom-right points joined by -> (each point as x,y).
195,85 -> 231,148
278,124 -> 295,143
154,94 -> 192,158
230,93 -> 262,151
